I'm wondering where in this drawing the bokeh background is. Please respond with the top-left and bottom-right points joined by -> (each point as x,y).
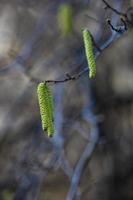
0,0 -> 133,200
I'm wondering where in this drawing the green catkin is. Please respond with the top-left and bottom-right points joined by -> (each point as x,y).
37,83 -> 48,131
57,3 -> 73,37
45,86 -> 54,121
37,83 -> 54,137
45,85 -> 54,137
83,29 -> 96,78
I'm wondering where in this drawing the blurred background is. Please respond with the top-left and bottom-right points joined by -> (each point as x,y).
0,0 -> 133,200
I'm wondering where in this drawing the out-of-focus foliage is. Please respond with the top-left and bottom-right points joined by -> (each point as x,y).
130,0 -> 133,7
3,190 -> 14,200
57,3 -> 73,37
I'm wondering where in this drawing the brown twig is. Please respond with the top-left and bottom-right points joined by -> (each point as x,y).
27,72 -> 82,86
45,73 -> 80,84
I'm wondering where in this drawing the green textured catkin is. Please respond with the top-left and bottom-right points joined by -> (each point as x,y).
83,29 -> 96,78
45,86 -> 54,120
45,85 -> 54,137
37,83 -> 54,137
37,83 -> 48,131
57,3 -> 73,37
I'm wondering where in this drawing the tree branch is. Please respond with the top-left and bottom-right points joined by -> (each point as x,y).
102,0 -> 126,16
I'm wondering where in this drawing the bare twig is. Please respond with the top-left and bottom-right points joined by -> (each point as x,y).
107,19 -> 125,33
102,0 -> 132,26
102,0 -> 126,16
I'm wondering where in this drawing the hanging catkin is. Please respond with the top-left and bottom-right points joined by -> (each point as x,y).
37,83 -> 54,137
83,29 -> 96,78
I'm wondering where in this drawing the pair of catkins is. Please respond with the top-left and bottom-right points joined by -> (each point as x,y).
37,29 -> 96,137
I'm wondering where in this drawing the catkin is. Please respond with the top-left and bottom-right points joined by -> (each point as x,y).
37,83 -> 54,137
83,29 -> 96,78
44,85 -> 54,137
37,83 -> 48,131
57,3 -> 73,36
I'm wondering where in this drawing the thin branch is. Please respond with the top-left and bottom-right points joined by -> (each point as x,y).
107,19 -> 125,33
45,74 -> 79,84
27,72 -> 82,86
102,0 -> 126,17
102,0 -> 133,25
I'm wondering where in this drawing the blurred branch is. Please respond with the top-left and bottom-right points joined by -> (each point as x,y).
66,127 -> 99,200
13,174 -> 40,200
0,1 -> 59,74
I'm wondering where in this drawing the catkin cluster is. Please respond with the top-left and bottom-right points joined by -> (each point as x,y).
83,29 -> 96,78
37,83 -> 54,137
